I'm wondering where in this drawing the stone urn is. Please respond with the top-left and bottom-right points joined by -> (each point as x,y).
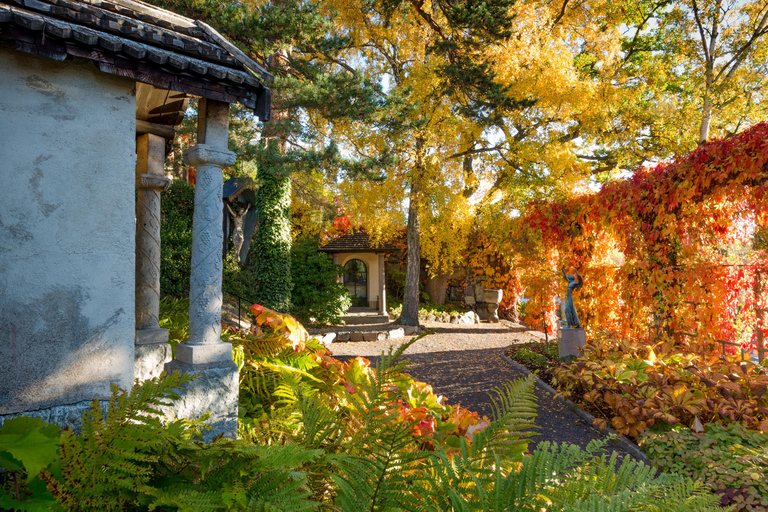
477,288 -> 503,323
482,288 -> 503,304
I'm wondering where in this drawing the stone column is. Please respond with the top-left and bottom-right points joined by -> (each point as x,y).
378,254 -> 386,315
136,134 -> 171,342
165,99 -> 238,442
175,100 -> 235,365
135,133 -> 172,381
333,254 -> 342,284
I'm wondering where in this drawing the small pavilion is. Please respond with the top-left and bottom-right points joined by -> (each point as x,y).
319,232 -> 397,315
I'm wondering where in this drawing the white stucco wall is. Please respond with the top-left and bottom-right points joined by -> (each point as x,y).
0,48 -> 136,417
339,253 -> 381,309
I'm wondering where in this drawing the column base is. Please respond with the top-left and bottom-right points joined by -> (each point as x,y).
163,359 -> 239,443
176,342 -> 232,365
559,327 -> 586,361
134,342 -> 172,382
136,327 -> 169,345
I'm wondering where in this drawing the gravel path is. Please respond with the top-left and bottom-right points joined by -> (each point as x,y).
329,320 -> 638,462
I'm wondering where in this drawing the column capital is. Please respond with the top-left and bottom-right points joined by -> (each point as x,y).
137,174 -> 172,191
183,144 -> 236,167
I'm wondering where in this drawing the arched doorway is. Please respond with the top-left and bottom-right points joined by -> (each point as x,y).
344,259 -> 368,307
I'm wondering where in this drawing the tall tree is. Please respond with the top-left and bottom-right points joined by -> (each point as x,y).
148,0 -> 393,310
329,0 -> 637,323
591,0 -> 768,167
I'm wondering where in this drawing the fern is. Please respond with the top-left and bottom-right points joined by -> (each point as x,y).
422,437 -> 730,511
40,371 -> 194,511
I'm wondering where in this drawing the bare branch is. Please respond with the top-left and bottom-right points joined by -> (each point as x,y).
691,0 -> 712,63
551,0 -> 570,28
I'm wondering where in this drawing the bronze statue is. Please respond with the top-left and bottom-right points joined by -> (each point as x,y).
561,265 -> 583,328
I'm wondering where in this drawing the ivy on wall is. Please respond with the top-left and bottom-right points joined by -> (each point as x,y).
251,149 -> 293,312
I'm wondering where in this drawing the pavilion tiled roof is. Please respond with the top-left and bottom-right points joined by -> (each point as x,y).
319,232 -> 398,253
0,0 -> 272,117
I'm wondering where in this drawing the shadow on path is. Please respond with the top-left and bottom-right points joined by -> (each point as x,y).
339,347 -> 634,460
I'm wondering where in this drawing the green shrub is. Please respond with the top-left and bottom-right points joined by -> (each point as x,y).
290,238 -> 351,325
160,179 -> 194,298
385,298 -> 469,320
223,250 -> 259,304
641,422 -> 768,511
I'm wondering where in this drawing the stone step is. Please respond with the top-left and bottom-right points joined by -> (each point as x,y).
311,325 -> 422,345
341,313 -> 390,325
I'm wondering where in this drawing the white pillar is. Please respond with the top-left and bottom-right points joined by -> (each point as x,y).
378,253 -> 386,315
135,133 -> 171,344
176,99 -> 236,365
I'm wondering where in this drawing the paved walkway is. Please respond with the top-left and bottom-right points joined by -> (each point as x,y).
329,321 -> 638,461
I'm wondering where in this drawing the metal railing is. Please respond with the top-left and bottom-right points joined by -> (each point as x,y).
223,290 -> 250,329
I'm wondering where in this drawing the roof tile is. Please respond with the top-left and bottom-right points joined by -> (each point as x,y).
319,232 -> 398,253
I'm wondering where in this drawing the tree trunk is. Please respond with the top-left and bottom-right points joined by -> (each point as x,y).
755,269 -> 768,362
507,295 -> 520,323
399,188 -> 421,325
699,92 -> 713,145
425,271 -> 449,305
399,141 -> 424,326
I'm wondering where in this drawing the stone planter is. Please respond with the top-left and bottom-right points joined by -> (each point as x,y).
482,288 -> 503,304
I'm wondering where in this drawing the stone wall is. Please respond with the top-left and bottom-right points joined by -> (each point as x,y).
0,49 -> 136,424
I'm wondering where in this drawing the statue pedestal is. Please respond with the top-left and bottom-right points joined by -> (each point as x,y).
559,327 -> 585,361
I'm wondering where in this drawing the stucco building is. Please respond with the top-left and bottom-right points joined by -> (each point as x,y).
0,0 -> 272,439
319,232 -> 397,314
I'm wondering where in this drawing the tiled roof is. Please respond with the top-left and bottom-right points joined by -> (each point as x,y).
0,0 -> 272,117
319,232 -> 398,253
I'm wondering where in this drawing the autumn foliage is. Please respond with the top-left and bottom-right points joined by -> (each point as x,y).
500,122 -> 768,349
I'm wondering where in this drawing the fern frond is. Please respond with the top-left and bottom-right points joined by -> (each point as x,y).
469,375 -> 538,465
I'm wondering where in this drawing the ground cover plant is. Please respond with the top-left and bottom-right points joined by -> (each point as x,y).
546,329 -> 768,511
640,423 -> 768,511
553,330 -> 768,438
505,340 -> 559,386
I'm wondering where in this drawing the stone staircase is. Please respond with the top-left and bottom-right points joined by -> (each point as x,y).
341,307 -> 390,325
310,307 -> 422,344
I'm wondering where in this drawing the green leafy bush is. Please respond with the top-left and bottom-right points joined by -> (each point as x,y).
641,422 -> 768,511
387,298 -> 469,320
0,416 -> 60,510
554,330 -> 768,438
290,238 -> 351,325
223,250 -> 259,304
160,179 -> 194,298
